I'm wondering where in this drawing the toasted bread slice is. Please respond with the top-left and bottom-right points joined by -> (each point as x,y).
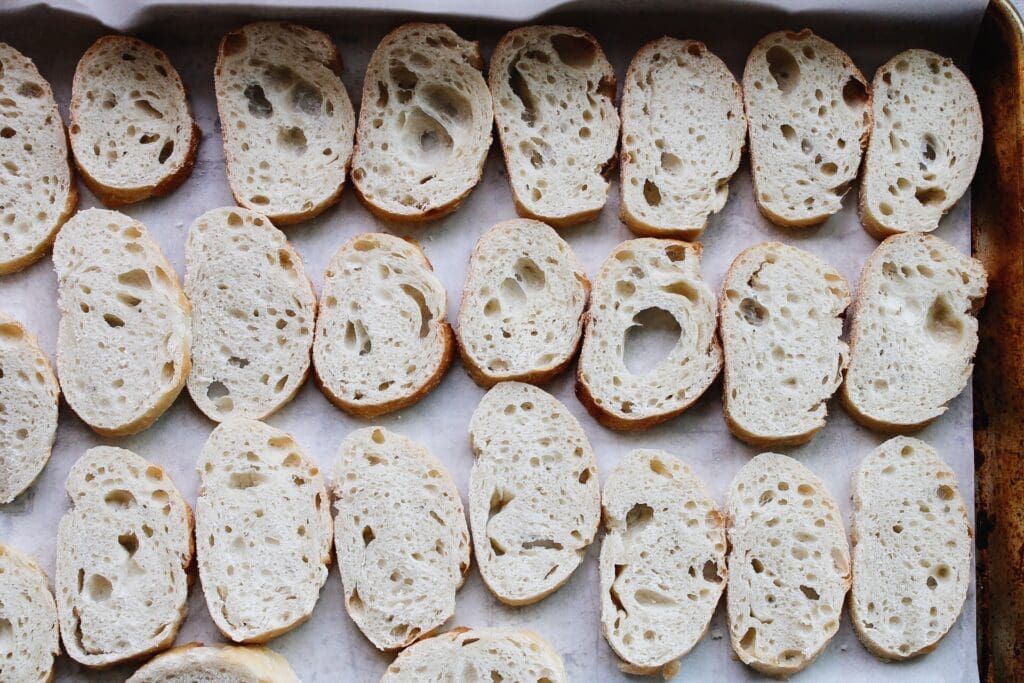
127,643 -> 299,683
0,545 -> 59,682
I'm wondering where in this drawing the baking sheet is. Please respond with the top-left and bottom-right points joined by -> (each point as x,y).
0,1 -> 988,680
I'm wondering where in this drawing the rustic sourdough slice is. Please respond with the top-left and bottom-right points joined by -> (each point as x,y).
0,545 -> 59,683
841,233 -> 987,431
185,207 -> 316,422
313,233 -> 452,417
743,30 -> 871,226
69,36 -> 198,207
620,38 -> 746,240
53,209 -> 191,436
127,643 -> 299,683
720,242 -> 850,447
196,419 -> 332,644
380,627 -> 568,683
215,22 -> 356,225
489,26 -> 619,227
457,219 -> 589,387
860,49 -> 982,238
351,23 -> 493,222
577,239 -> 721,430
332,427 -> 470,651
55,446 -> 193,667
0,42 -> 77,274
600,449 -> 727,677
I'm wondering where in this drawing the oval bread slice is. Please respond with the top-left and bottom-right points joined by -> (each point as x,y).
196,419 -> 332,644
127,643 -> 299,683
726,452 -> 850,677
457,219 -> 589,387
0,545 -> 59,683
332,427 -> 470,651
600,449 -> 727,676
53,208 -> 191,436
185,207 -> 316,422
55,446 -> 193,667
0,42 -> 77,274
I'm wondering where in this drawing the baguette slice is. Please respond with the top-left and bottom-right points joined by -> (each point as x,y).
215,22 -> 355,225
351,23 -> 493,222
313,233 -> 452,417
0,313 -> 59,503
53,209 -> 191,436
0,545 -> 60,683
620,38 -> 746,240
850,437 -> 971,660
457,219 -> 589,387
600,450 -> 726,677
0,42 -> 77,274
380,627 -> 568,683
489,26 -> 619,227
720,242 -> 850,447
743,30 -> 871,226
468,382 -> 599,605
841,233 -> 987,431
332,427 -> 470,651
55,446 -> 193,667
860,50 -> 982,238
196,419 -> 332,644
726,453 -> 850,677
69,36 -> 198,207
576,239 -> 721,430
127,643 -> 299,683
185,207 -> 316,422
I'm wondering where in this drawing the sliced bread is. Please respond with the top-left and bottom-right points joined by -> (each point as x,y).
55,446 -> 193,667
841,233 -> 987,431
313,233 -> 452,417
351,23 -> 492,222
0,42 -> 77,274
860,49 -> 982,238
457,219 -> 589,387
600,449 -> 727,677
69,36 -> 198,207
0,545 -> 60,683
743,30 -> 871,226
489,26 -> 619,227
53,208 -> 191,436
185,207 -> 316,422
576,239 -> 721,430
620,38 -> 746,240
720,242 -> 850,447
127,643 -> 299,683
196,419 -> 332,644
215,22 -> 356,225
332,427 -> 470,651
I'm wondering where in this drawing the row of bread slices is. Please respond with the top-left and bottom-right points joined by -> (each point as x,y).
0,386 -> 970,681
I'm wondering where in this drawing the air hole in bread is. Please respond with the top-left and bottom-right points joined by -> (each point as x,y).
133,99 -> 164,120
914,186 -> 947,206
277,126 -> 308,155
522,538 -> 562,551
343,319 -> 372,356
551,34 -> 597,69
400,285 -> 433,337
158,140 -> 174,164
635,588 -> 676,606
662,280 -> 699,302
703,560 -> 722,583
623,307 -> 680,376
118,532 -> 139,556
925,295 -> 963,343
16,81 -> 43,98
102,313 -> 124,328
228,471 -> 264,489
766,46 -> 799,94
85,573 -> 113,601
290,81 -> 323,116
0,127 -> 14,138
508,60 -> 538,126
625,503 -> 653,533
243,84 -> 273,119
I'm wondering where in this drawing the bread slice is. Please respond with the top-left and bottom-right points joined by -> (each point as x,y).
0,545 -> 60,682
859,49 -> 982,238
351,23 -> 492,222
380,627 -> 568,682
850,437 -> 971,660
841,233 -> 987,431
127,643 -> 299,683
743,29 -> 871,227
53,208 -> 191,436
0,42 -> 77,275
457,219 -> 589,387
489,26 -> 619,227
720,242 -> 850,447
55,446 -> 193,668
69,36 -> 198,207
196,419 -> 332,644
620,38 -> 746,240
313,233 -> 452,417
726,453 -> 850,677
468,381 -> 599,605
576,239 -> 721,430
600,449 -> 726,677
0,313 -> 59,503
185,207 -> 316,422
332,427 -> 470,651
215,22 -> 355,225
